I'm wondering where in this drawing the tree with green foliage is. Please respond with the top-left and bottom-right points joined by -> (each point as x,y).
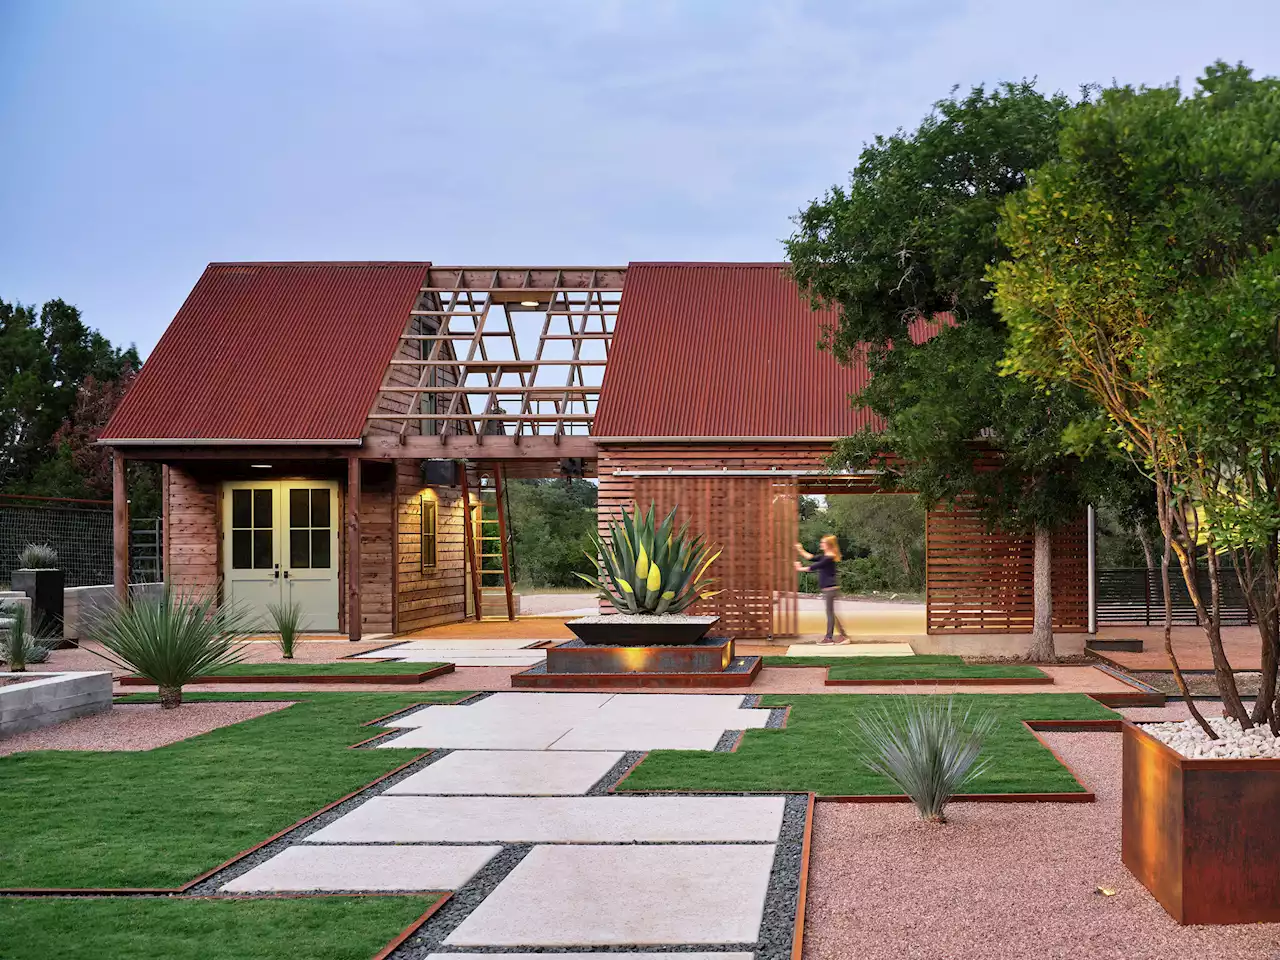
507,478 -> 598,588
0,297 -> 157,513
994,62 -> 1280,731
787,81 -> 1121,660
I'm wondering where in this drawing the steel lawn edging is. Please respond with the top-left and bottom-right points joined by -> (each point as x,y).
116,663 -> 455,687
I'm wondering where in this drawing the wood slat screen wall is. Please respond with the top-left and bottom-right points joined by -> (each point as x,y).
395,459 -> 469,632
925,507 -> 1087,634
163,465 -> 219,597
628,475 -> 798,639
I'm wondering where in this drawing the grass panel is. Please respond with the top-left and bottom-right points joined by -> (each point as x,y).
619,693 -> 1116,796
182,661 -> 447,677
0,691 -> 466,888
761,654 -> 1046,680
0,895 -> 436,960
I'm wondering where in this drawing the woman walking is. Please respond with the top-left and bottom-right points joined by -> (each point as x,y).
796,536 -> 849,644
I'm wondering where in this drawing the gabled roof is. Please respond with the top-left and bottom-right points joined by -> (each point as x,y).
100,262 -> 428,444
593,262 -> 944,439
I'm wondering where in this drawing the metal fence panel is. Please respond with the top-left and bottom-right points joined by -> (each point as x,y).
1096,567 -> 1254,627
0,497 -> 162,588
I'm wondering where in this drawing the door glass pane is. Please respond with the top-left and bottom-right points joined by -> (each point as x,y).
232,489 -> 251,528
253,489 -> 272,527
290,529 -> 310,569
253,530 -> 273,569
290,489 -> 309,528
231,529 -> 251,569
311,529 -> 330,569
311,489 -> 330,528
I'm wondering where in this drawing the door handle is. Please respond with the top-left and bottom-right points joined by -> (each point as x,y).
283,570 -> 290,579
273,565 -> 280,580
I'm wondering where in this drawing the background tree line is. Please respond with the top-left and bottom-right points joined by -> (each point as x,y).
0,297 -> 157,516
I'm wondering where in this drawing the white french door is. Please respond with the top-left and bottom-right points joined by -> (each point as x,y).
222,480 -> 340,631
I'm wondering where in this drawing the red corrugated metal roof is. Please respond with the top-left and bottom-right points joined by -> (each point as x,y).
594,262 -> 944,438
101,262 -> 429,443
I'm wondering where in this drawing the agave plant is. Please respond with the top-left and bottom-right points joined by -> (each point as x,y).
576,502 -> 721,615
17,543 -> 58,569
857,696 -> 996,822
88,591 -> 251,708
0,605 -> 57,671
266,599 -> 306,659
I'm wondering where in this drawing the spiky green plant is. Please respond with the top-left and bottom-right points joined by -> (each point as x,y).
17,543 -> 58,569
576,502 -> 721,615
0,605 -> 57,671
856,696 -> 996,822
266,600 -> 306,659
88,591 -> 251,708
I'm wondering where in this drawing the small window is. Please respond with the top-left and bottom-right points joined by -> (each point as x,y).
421,497 -> 438,571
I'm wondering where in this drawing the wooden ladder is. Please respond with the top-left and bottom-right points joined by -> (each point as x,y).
464,465 -> 515,620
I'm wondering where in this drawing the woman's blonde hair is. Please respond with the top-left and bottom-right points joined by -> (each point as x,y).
820,534 -> 842,562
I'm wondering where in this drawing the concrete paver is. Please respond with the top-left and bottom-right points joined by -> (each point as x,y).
444,844 -> 776,946
384,749 -> 623,795
219,844 -> 500,892
303,795 -> 786,844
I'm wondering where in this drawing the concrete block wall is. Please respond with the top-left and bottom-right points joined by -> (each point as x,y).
63,582 -> 163,641
0,671 -> 113,736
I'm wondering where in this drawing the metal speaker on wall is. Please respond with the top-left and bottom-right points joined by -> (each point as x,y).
421,459 -> 459,487
560,458 -> 585,479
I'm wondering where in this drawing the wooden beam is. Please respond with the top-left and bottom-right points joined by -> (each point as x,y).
361,435 -> 597,462
112,453 -> 129,603
346,455 -> 361,640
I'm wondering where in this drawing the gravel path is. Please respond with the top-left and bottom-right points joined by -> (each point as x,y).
0,701 -> 292,756
802,732 -> 1280,959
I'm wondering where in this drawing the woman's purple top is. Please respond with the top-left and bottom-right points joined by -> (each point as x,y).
808,553 -> 838,590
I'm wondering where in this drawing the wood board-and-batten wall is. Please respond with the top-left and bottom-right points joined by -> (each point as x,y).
161,459 -> 470,636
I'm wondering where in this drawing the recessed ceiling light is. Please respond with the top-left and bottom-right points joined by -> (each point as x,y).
250,463 -> 272,469
520,300 -> 539,307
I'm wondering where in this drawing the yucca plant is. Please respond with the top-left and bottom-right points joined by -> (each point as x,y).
856,696 -> 996,822
266,599 -> 306,659
88,591 -> 251,708
17,543 -> 58,568
0,605 -> 57,671
576,502 -> 721,615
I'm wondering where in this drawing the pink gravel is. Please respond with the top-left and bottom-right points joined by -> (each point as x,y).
0,701 -> 293,757
802,732 -> 1280,959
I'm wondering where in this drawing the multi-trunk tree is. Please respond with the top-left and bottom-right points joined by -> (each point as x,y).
786,81 -> 1121,660
994,62 -> 1280,731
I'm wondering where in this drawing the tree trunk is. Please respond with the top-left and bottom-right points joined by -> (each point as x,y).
158,685 -> 183,710
1026,525 -> 1055,662
1203,547 -> 1252,727
1135,524 -> 1156,572
1162,530 -> 1216,739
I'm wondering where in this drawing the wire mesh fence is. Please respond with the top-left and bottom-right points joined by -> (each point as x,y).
0,495 -> 162,588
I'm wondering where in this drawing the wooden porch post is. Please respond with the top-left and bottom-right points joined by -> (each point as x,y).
459,465 -> 483,621
112,452 -> 129,603
346,455 -> 362,640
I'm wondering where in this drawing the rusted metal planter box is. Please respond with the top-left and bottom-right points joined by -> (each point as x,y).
1121,720 -> 1280,924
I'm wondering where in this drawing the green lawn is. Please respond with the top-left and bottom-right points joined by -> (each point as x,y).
167,660 -> 448,677
619,693 -> 1116,796
761,654 -> 1046,681
0,691 -> 466,889
0,895 -> 436,960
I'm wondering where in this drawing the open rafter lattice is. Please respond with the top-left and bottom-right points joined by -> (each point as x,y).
370,267 -> 626,441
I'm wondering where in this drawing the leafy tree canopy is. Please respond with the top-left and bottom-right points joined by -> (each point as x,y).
507,479 -> 598,589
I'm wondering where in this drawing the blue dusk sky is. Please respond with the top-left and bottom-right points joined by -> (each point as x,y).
2,0 -> 1278,357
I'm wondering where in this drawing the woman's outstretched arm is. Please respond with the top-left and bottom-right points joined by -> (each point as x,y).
794,542 -> 813,560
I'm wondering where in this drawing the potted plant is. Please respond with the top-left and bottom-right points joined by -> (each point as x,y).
11,543 -> 63,638
570,502 -> 721,645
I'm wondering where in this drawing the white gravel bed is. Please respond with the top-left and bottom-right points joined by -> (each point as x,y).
1140,715 -> 1280,759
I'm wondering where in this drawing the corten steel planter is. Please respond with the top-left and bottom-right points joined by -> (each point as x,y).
547,638 -> 735,674
11,568 -> 64,637
566,614 -> 719,646
1121,719 -> 1280,924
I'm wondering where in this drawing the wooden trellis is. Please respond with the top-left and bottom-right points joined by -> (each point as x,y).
368,267 -> 625,440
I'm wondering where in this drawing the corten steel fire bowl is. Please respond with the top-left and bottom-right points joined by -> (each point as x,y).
566,614 -> 720,646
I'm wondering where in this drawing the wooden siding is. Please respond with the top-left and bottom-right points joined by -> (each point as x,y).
395,459 -> 469,631
925,507 -> 1088,633
354,461 -> 395,634
163,465 -> 219,597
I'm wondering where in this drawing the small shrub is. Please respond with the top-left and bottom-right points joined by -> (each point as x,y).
856,696 -> 995,822
266,600 -> 306,660
89,592 -> 251,708
0,605 -> 57,672
17,543 -> 58,569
